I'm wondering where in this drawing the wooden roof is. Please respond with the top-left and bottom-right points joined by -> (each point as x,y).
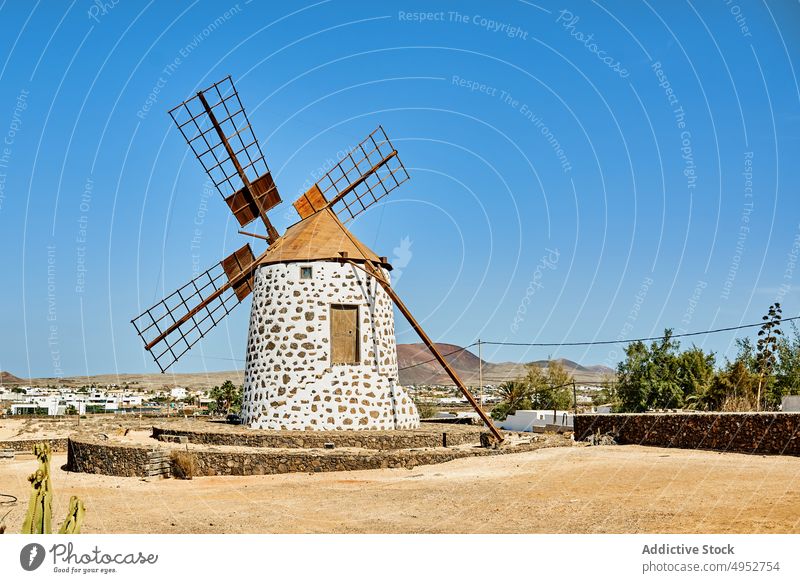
259,208 -> 391,269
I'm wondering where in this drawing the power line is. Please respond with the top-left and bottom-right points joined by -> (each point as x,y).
397,343 -> 477,372
397,316 -> 798,373
198,345 -> 479,370
200,316 -> 799,373
480,316 -> 800,348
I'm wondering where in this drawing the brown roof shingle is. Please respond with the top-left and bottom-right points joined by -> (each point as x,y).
258,208 -> 390,269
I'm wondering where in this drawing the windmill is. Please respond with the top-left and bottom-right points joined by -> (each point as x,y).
131,76 -> 503,442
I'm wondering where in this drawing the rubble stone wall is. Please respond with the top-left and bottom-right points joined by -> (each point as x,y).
242,261 -> 419,430
151,424 -> 481,449
67,438 -> 152,477
188,446 -> 521,476
66,435 -> 567,477
0,438 -> 68,452
574,413 -> 800,456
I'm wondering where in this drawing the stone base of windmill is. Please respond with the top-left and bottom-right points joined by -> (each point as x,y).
239,261 -> 421,431
241,367 -> 420,431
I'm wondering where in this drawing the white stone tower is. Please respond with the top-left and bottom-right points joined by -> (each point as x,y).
240,208 -> 419,430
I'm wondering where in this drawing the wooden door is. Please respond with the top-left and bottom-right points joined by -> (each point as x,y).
331,304 -> 359,364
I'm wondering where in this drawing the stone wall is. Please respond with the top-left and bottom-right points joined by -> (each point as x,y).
0,438 -> 68,452
575,413 -> 800,456
151,424 -> 482,450
67,437 -> 153,477
66,434 -> 569,477
242,261 -> 419,430
187,444 -> 543,476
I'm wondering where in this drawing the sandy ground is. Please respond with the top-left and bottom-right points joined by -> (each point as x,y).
0,416 -> 159,441
0,421 -> 75,441
1,445 -> 798,534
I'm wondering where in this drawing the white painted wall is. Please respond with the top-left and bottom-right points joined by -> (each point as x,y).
500,409 -> 574,432
170,387 -> 187,399
782,395 -> 800,412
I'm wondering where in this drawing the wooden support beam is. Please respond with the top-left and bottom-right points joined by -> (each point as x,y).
238,230 -> 271,242
346,258 -> 504,444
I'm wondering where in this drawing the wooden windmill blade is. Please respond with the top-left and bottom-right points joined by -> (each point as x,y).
132,244 -> 259,372
169,76 -> 281,242
294,126 -> 410,223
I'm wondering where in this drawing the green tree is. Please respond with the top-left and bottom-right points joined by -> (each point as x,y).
210,380 -> 242,414
412,398 -> 438,419
490,360 -> 575,420
592,376 -> 618,409
732,336 -> 758,372
677,346 -> 716,410
755,303 -> 782,410
693,337 -> 759,411
527,361 -> 573,410
775,322 -> 800,402
616,330 -> 682,412
710,360 -> 759,411
491,380 -> 531,421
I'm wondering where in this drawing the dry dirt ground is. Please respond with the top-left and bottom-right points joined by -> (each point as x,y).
1,445 -> 799,533
0,416 -> 160,440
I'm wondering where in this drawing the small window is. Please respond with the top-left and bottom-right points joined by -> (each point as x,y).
300,266 -> 313,279
330,304 -> 359,365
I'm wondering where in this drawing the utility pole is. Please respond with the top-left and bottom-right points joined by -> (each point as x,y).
573,380 -> 578,415
478,339 -> 483,409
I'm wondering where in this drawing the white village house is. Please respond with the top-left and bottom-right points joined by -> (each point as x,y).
500,409 -> 575,432
170,387 -> 188,400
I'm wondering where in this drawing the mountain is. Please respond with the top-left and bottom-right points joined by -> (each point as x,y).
0,371 -> 23,385
529,358 -> 614,376
0,370 -> 243,390
0,345 -> 614,390
396,344 -> 614,386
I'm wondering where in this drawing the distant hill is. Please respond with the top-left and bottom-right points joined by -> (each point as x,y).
529,358 -> 615,376
397,344 -> 614,386
0,370 -> 243,391
583,364 -> 617,374
0,371 -> 23,385
0,344 -> 614,390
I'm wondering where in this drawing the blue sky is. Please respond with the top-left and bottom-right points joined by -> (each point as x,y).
0,0 -> 799,378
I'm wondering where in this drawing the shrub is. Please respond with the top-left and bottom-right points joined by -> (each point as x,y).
490,402 -> 513,421
170,450 -> 197,480
413,398 -> 438,419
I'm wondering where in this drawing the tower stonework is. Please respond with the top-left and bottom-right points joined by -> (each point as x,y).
241,260 -> 420,430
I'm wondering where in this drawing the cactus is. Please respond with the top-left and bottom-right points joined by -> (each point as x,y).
21,443 -> 53,534
57,496 -> 85,534
20,443 -> 85,534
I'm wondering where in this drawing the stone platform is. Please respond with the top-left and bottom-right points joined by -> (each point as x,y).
66,421 -> 572,478
151,421 -> 485,450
